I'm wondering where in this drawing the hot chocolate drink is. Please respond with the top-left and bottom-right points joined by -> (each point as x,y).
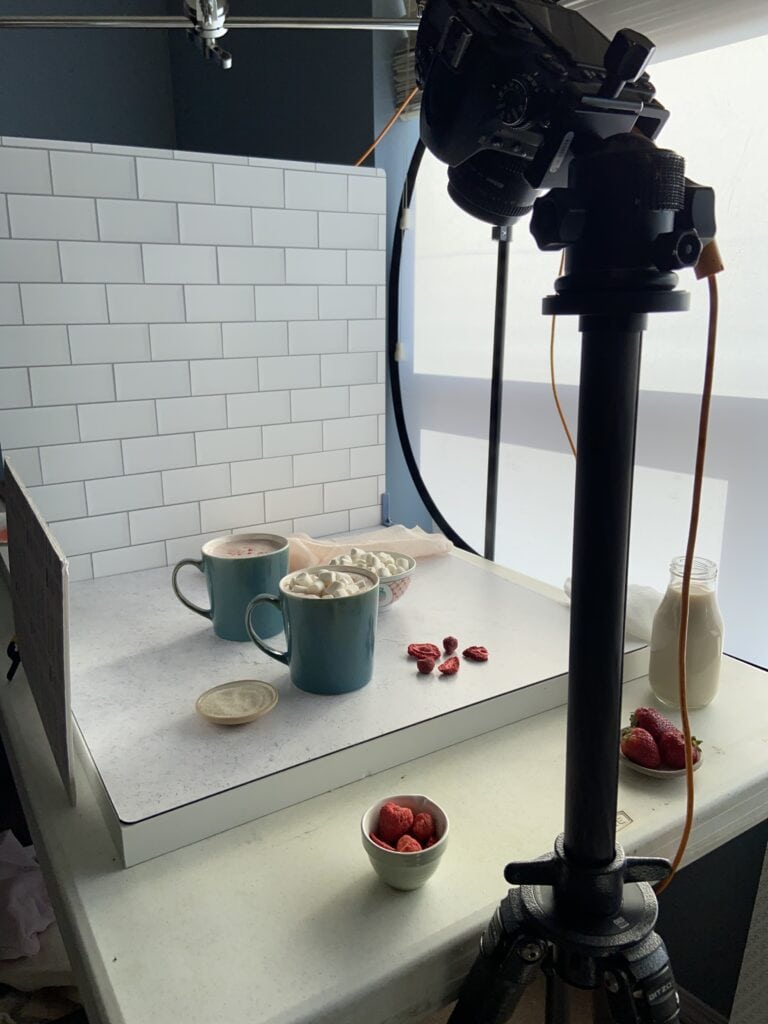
210,538 -> 282,559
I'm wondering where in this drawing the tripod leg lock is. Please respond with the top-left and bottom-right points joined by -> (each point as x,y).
448,890 -> 547,1024
602,932 -> 680,1023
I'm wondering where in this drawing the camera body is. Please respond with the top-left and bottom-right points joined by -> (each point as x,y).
415,0 -> 669,224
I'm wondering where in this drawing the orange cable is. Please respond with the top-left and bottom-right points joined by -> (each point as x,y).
549,252 -> 576,457
354,85 -> 420,167
655,273 -> 719,895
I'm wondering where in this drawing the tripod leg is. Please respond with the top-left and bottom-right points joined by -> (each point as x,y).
448,890 -> 547,1024
601,932 -> 680,1023
544,967 -> 570,1024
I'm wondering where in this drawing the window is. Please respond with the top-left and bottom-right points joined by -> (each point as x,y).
401,33 -> 768,665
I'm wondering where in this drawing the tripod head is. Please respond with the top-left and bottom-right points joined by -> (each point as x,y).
417,0 -> 670,226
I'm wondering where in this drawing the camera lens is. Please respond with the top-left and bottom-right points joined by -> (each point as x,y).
447,150 -> 539,227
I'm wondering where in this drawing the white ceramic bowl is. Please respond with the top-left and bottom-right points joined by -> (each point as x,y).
361,794 -> 449,891
373,551 -> 416,610
328,550 -> 416,611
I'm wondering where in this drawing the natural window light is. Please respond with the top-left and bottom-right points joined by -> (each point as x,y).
404,33 -> 768,665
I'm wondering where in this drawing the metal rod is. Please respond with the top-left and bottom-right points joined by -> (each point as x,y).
0,16 -> 419,31
563,315 -> 644,867
484,226 -> 512,562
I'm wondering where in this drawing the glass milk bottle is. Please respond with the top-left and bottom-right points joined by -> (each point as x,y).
649,556 -> 724,708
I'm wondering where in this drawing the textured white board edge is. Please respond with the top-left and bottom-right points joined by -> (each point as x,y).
76,646 -> 649,867
5,461 -> 75,805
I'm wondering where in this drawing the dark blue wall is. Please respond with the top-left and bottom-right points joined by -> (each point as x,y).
0,1 -> 176,148
168,1 -> 374,164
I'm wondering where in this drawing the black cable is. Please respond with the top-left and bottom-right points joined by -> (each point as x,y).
387,140 -> 479,554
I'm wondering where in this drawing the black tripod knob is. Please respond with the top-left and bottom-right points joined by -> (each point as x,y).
600,29 -> 656,99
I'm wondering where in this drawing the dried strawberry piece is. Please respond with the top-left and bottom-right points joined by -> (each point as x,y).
438,656 -> 460,675
396,835 -> 422,853
407,642 -> 441,660
462,645 -> 489,662
378,801 -> 414,843
411,811 -> 435,843
369,832 -> 396,851
417,658 -> 435,675
425,835 -> 438,848
443,636 -> 458,654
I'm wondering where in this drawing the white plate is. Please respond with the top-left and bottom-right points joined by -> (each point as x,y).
619,750 -> 702,778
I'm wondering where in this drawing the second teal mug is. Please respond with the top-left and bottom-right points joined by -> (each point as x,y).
172,533 -> 289,642
246,565 -> 379,694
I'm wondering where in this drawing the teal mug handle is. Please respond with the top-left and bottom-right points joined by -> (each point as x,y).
246,594 -> 289,665
171,559 -> 211,619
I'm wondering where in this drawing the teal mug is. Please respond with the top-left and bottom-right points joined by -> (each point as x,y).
246,565 -> 379,694
172,533 -> 289,642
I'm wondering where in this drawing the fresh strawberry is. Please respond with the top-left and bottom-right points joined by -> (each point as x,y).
378,801 -> 414,843
369,833 -> 395,851
620,727 -> 661,769
659,730 -> 702,770
630,707 -> 678,742
411,811 -> 435,843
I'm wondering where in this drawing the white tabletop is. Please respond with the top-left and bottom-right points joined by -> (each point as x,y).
67,554 -> 583,823
1,560 -> 767,1024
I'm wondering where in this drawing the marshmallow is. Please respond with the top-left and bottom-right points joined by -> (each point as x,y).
283,569 -> 371,599
328,549 -> 411,578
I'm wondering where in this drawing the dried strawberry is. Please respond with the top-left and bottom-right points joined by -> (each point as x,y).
407,642 -> 441,660
417,658 -> 435,675
443,636 -> 458,654
378,801 -> 414,843
630,707 -> 677,742
411,811 -> 435,843
396,835 -> 422,853
462,646 -> 489,662
438,656 -> 460,676
659,730 -> 702,770
425,835 -> 438,848
369,833 -> 395,851
620,727 -> 661,769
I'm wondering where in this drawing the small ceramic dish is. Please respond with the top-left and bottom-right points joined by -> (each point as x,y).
361,794 -> 449,890
619,750 -> 703,779
328,550 -> 416,610
373,551 -> 416,609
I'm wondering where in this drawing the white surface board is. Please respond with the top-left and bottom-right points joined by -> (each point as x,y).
69,553 -> 646,863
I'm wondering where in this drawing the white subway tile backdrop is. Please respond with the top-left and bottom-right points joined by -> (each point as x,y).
0,140 -> 387,579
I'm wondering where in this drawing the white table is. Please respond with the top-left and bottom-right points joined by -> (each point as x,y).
1,555 -> 767,1024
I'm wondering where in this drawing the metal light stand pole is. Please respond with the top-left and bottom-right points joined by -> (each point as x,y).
446,133 -> 714,1024
484,225 -> 512,561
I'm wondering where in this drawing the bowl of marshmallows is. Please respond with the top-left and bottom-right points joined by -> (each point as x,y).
328,547 -> 415,610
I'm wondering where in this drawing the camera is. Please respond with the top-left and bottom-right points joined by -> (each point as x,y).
415,0 -> 669,225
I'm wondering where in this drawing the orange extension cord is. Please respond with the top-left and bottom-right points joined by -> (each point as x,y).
550,245 -> 723,893
354,85 -> 420,167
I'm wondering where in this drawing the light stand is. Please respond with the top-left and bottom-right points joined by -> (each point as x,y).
484,224 -> 512,561
446,133 -> 714,1024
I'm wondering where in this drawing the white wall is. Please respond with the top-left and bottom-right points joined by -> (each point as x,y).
0,139 -> 387,580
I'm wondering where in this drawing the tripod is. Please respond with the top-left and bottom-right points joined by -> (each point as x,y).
447,134 -> 715,1024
